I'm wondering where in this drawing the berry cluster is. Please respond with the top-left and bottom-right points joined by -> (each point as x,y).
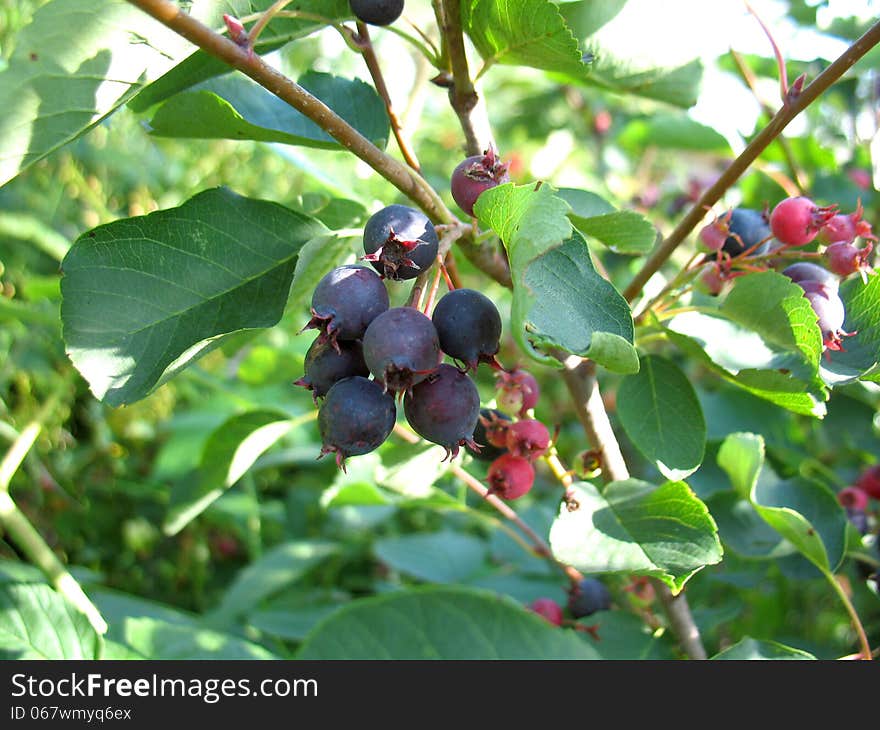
838,464 -> 880,537
295,203 -> 509,470
528,577 -> 613,628
697,195 -> 876,354
465,368 -> 549,501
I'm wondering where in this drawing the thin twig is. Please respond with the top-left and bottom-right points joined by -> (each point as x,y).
355,21 -> 422,170
436,0 -> 480,156
622,18 -> 880,303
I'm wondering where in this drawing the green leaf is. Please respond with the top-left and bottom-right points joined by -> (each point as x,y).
616,355 -> 706,479
462,0 -> 589,76
211,540 -> 340,622
557,188 -> 656,254
374,531 -> 488,584
820,272 -> 880,385
717,432 -> 765,500
618,114 -> 731,153
711,637 -> 816,660
287,233 -> 357,316
0,0 -> 182,186
748,476 -> 848,574
0,583 -> 101,659
707,492 -> 790,559
61,187 -> 328,406
128,0 -> 353,112
164,410 -> 297,535
549,480 -> 722,592
296,586 -> 601,659
558,0 -> 629,39
147,71 -> 390,149
577,49 -> 702,108
475,183 -> 637,371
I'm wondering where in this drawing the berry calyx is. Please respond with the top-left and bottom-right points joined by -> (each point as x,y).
431,288 -> 503,372
302,265 -> 389,351
817,201 -> 876,245
295,337 -> 369,402
403,363 -> 481,460
769,196 -> 838,247
529,598 -> 564,626
362,306 -> 441,393
486,453 -> 535,500
825,241 -> 873,277
798,283 -> 855,353
318,376 -> 396,471
568,577 -> 612,618
450,146 -> 511,217
465,408 -> 511,462
838,486 -> 869,511
362,204 -> 440,281
505,419 -> 550,461
349,0 -> 404,26
855,464 -> 880,500
496,367 -> 540,418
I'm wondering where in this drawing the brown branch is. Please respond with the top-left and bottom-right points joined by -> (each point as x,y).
436,0 -> 480,156
355,21 -> 422,171
559,356 -> 708,659
622,18 -> 880,303
127,0 -> 451,223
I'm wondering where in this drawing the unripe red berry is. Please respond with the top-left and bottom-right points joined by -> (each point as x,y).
769,196 -> 838,247
825,241 -> 873,277
838,486 -> 869,511
529,597 -> 564,626
855,464 -> 880,500
496,367 -> 539,417
486,454 -> 535,500
506,419 -> 550,461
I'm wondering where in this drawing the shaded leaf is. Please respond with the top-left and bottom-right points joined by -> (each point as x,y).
717,431 -> 765,500
712,637 -> 815,660
549,480 -> 722,592
616,355 -> 706,479
296,586 -> 601,659
820,272 -> 880,385
557,188 -> 656,254
374,531 -> 488,584
147,71 -> 389,149
619,114 -> 731,152
558,0 -> 629,39
61,187 -> 328,406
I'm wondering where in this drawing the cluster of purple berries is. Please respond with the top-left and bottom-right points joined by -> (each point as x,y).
698,195 -> 876,354
295,204 -> 506,470
529,577 -> 613,629
838,464 -> 880,536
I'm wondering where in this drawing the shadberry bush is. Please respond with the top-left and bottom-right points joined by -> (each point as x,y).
1,0 -> 878,665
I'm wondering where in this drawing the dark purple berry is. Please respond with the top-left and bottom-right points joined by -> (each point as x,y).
349,0 -> 403,26
486,453 -> 534,500
450,147 -> 510,217
846,507 -> 870,536
403,363 -> 480,460
431,288 -> 502,371
781,262 -> 839,293
465,408 -> 511,461
506,419 -> 550,462
362,306 -> 441,392
294,337 -> 369,401
318,376 -> 396,471
362,204 -> 439,281
302,265 -> 389,349
568,577 -> 611,618
721,208 -> 772,257
855,464 -> 880,500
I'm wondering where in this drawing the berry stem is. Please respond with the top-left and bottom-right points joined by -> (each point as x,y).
355,21 -> 422,171
825,571 -> 873,660
393,423 -> 583,586
622,18 -> 880,304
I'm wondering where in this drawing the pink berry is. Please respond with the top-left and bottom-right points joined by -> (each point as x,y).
496,367 -> 540,417
529,597 -> 564,626
699,265 -> 727,296
855,464 -> 880,500
770,196 -> 838,247
818,201 -> 876,245
825,241 -> 873,277
506,419 -> 551,461
486,454 -> 535,500
450,146 -> 510,217
838,486 -> 869,511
